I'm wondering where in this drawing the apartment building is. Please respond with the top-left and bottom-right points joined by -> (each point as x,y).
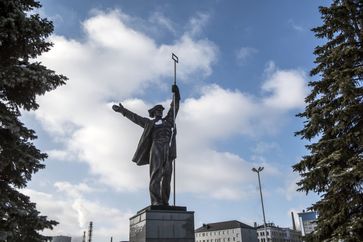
256,223 -> 302,242
297,211 -> 318,236
195,220 -> 258,242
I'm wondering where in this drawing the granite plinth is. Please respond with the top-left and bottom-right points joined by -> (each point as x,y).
130,206 -> 195,242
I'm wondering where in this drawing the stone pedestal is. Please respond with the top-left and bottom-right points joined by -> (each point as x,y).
129,205 -> 195,242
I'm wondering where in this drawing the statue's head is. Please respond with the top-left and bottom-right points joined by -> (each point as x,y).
148,104 -> 164,119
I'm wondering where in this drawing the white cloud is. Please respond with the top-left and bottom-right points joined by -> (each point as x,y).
176,148 -> 255,200
236,47 -> 258,64
54,181 -> 96,198
21,188 -> 80,237
288,19 -> 305,32
22,185 -> 133,241
285,177 -> 300,201
253,142 -> 278,155
250,143 -> 284,177
277,173 -> 302,201
262,64 -> 307,110
179,84 -> 260,141
186,12 -> 210,37
149,12 -> 176,34
38,10 -> 217,113
169,35 -> 218,80
46,149 -> 75,161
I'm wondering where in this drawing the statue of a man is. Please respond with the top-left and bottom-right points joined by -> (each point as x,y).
112,84 -> 180,206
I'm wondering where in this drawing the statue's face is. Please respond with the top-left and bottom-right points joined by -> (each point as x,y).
154,109 -> 163,118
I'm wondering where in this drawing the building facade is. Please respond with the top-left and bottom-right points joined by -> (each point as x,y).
297,211 -> 318,236
195,220 -> 258,242
256,223 -> 302,242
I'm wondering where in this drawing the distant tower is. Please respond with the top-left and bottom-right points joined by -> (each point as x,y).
291,211 -> 296,230
110,236 -> 113,242
88,221 -> 93,242
82,231 -> 86,242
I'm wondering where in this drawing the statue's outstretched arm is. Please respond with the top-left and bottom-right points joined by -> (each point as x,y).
112,103 -> 148,128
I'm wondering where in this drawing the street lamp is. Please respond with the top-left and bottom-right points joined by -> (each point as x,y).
252,166 -> 268,242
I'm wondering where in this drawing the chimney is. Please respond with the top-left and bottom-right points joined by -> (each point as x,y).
88,222 -> 93,242
291,212 -> 296,230
254,222 -> 257,228
202,223 -> 210,229
82,231 -> 86,242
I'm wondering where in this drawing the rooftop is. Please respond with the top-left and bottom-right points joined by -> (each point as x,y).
256,223 -> 280,230
195,220 -> 255,232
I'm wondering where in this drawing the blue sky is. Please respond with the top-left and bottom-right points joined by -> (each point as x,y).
22,0 -> 330,241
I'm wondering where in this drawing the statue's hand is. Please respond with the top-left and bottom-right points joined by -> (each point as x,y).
172,84 -> 180,100
112,103 -> 124,112
172,84 -> 179,93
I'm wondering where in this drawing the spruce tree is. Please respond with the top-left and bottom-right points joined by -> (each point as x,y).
0,0 -> 67,241
293,0 -> 363,241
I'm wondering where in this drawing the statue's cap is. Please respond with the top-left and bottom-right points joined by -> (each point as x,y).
148,104 -> 164,118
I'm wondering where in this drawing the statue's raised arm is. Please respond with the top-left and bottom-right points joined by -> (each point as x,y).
165,84 -> 180,124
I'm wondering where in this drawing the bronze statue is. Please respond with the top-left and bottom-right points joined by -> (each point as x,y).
112,84 -> 180,206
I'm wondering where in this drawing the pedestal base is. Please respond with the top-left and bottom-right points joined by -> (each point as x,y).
129,205 -> 195,242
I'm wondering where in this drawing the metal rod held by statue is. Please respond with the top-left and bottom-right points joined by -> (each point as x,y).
171,53 -> 178,207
